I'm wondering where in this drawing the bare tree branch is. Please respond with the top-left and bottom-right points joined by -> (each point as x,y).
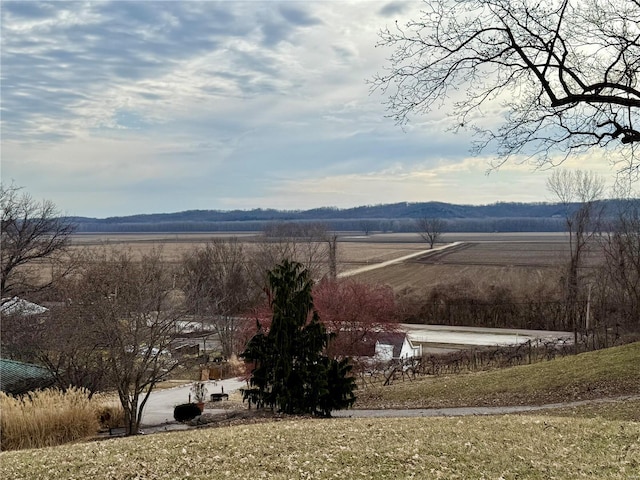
1,184 -> 76,299
181,239 -> 257,358
373,0 -> 640,170
415,218 -> 446,248
547,169 -> 605,349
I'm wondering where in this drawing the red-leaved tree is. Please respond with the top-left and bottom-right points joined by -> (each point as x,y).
313,279 -> 398,358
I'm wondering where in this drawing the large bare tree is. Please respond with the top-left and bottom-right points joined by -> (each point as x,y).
181,239 -> 256,358
599,190 -> 640,330
1,184 -> 76,300
70,248 -> 185,435
547,169 -> 605,347
373,0 -> 640,170
1,301 -> 110,396
2,248 -> 189,432
415,217 -> 446,249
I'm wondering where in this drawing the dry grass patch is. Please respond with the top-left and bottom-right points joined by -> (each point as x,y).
523,398 -> 640,422
1,415 -> 637,479
0,389 -> 99,451
357,342 -> 640,409
337,242 -> 427,266
93,395 -> 125,431
1,389 -> 126,451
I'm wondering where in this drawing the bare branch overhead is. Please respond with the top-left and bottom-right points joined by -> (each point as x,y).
373,0 -> 640,170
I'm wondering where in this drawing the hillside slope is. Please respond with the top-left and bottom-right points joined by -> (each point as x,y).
357,342 -> 640,409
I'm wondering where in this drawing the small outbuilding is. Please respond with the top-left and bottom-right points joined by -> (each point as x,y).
372,332 -> 422,362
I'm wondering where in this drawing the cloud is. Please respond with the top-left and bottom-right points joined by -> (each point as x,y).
278,4 -> 322,27
1,1 -> 629,217
1,1 -> 323,144
378,2 -> 412,18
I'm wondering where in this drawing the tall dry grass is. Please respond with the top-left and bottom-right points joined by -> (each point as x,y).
93,394 -> 125,431
0,388 -> 113,451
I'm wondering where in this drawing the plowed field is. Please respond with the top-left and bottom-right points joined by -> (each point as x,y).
340,235 -> 603,296
65,232 -> 603,296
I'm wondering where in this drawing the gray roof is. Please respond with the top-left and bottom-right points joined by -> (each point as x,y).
1,297 -> 49,316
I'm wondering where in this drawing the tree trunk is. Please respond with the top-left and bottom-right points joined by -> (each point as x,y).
123,394 -> 141,436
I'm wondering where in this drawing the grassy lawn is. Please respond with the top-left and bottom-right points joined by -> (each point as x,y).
356,342 -> 640,409
2,343 -> 638,478
522,398 -> 640,422
1,415 -> 638,480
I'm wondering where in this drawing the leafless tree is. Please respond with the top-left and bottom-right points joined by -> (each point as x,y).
0,253 -> 108,395
359,220 -> 377,236
1,184 -> 76,300
257,222 -> 331,279
373,0 -> 640,170
2,248 -> 190,429
70,248 -> 185,435
415,217 -> 446,248
181,239 -> 257,358
327,234 -> 338,281
547,169 -> 605,347
29,306 -> 111,396
599,188 -> 640,330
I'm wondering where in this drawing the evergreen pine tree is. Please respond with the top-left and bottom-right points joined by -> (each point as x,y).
241,260 -> 356,416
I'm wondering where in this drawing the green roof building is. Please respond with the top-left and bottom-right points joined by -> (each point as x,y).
0,358 -> 55,395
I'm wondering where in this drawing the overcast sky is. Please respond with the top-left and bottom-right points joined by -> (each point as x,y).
1,0 -> 621,218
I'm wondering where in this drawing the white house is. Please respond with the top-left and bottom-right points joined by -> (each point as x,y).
373,332 -> 422,362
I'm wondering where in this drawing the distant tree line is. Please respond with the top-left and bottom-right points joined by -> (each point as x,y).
72,217 -> 572,234
69,200 -> 632,233
399,279 -> 635,348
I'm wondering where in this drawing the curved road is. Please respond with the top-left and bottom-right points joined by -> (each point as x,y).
139,378 -> 637,431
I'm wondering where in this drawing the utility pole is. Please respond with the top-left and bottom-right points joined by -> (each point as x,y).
328,235 -> 337,280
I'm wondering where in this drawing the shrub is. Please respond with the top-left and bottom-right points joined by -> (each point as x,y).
93,396 -> 125,431
0,388 -> 100,451
174,403 -> 201,422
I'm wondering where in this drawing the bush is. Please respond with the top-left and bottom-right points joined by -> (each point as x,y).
0,388 -> 100,451
173,403 -> 201,422
94,397 -> 125,431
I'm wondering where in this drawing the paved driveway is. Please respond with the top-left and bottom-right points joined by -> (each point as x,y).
140,377 -> 247,427
332,395 -> 640,418
402,323 -> 573,351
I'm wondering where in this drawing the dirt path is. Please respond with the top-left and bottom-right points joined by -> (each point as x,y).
338,242 -> 463,278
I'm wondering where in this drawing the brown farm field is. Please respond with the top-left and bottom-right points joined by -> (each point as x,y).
349,241 -> 564,296
62,232 -> 600,297
67,233 -> 430,272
